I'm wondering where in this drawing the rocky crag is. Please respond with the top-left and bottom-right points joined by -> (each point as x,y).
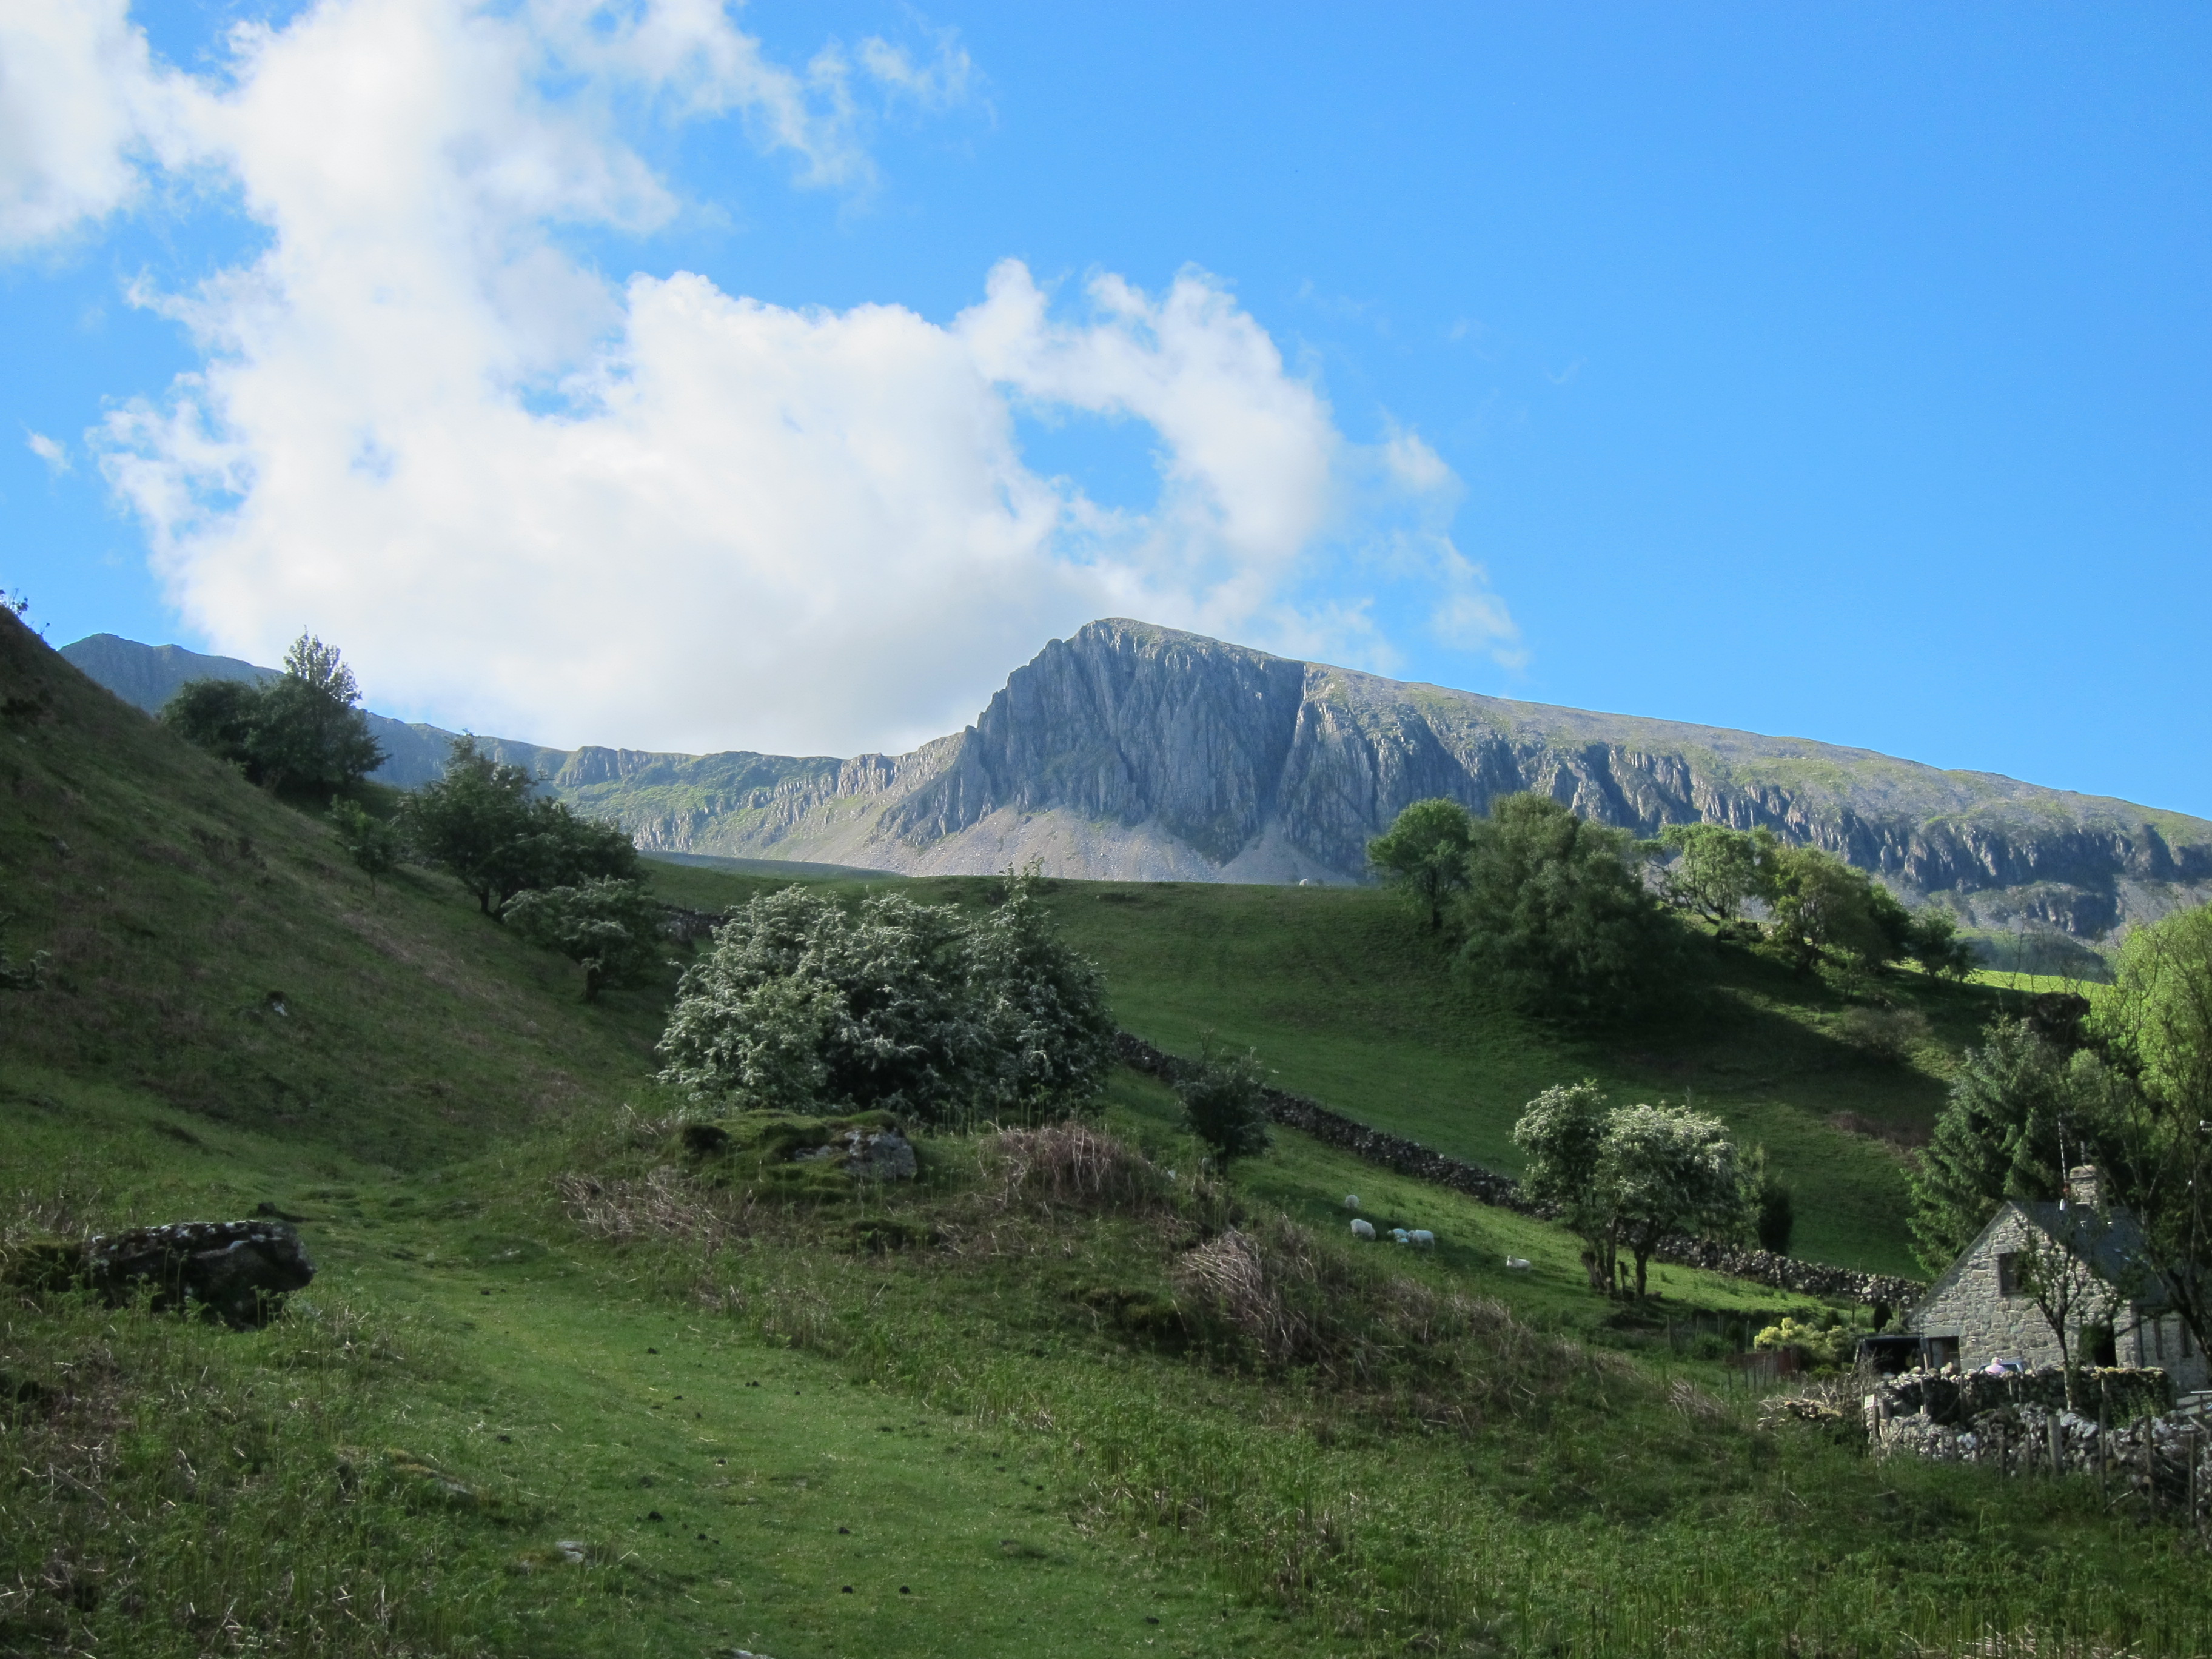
64,620 -> 2212,943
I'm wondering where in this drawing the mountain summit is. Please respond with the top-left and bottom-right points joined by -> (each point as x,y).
63,619 -> 2211,946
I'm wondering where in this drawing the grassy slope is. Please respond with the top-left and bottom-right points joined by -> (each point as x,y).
10,619 -> 2208,1656
644,863 -> 2023,1280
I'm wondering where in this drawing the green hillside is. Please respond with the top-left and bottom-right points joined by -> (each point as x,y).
7,614 -> 2210,1658
645,863 -> 2028,1280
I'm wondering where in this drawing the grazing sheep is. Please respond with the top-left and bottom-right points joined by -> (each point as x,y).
1343,1195 -> 1361,1211
1504,1256 -> 1532,1271
1408,1230 -> 1435,1249
1350,1218 -> 1376,1240
1390,1228 -> 1410,1245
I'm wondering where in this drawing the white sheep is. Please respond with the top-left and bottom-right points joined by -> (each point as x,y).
1350,1218 -> 1376,1241
1504,1256 -> 1532,1271
1343,1195 -> 1361,1211
1408,1229 -> 1436,1249
1390,1228 -> 1410,1245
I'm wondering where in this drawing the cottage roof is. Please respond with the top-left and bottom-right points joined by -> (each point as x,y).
2012,1201 -> 2156,1293
1909,1199 -> 2167,1332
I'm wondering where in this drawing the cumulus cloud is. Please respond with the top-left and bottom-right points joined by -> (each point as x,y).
0,0 -> 186,250
48,0 -> 1514,756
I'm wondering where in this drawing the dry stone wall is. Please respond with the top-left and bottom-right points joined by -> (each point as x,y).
1111,1032 -> 1925,1308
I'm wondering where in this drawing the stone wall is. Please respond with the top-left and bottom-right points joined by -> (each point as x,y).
1111,1031 -> 1926,1309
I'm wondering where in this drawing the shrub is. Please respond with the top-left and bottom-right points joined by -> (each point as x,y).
328,799 -> 402,893
1175,1043 -> 1273,1170
399,737 -> 637,914
980,1122 -> 1170,1213
656,874 -> 1111,1127
1836,1005 -> 1931,1062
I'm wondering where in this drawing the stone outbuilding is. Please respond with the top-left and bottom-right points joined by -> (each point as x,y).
1905,1166 -> 2207,1393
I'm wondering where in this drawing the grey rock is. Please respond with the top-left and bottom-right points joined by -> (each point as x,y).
82,1219 -> 315,1328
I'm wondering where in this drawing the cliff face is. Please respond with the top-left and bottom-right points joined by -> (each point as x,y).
61,620 -> 2212,941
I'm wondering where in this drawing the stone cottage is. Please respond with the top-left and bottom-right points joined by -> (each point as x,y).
1905,1166 -> 2208,1393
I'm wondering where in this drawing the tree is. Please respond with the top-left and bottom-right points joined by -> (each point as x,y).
2088,903 -> 2212,1364
160,632 -> 383,795
1763,845 -> 1902,974
1453,793 -> 1682,1019
503,878 -> 666,1001
1906,1019 -> 2125,1273
1656,823 -> 1780,934
1175,1041 -> 1273,1170
400,737 -> 636,914
1368,798 -> 1475,931
1905,907 -> 1978,979
965,866 -> 1116,1121
329,799 -> 402,894
1513,1084 -> 1750,1297
1512,1080 -> 1619,1290
1598,1102 -> 1748,1298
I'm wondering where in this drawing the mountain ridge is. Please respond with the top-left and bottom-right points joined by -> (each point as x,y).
62,619 -> 2211,947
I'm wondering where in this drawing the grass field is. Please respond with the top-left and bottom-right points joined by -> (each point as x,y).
8,614 -> 2208,1657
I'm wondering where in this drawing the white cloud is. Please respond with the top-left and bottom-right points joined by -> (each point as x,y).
0,0 -> 187,250
65,0 -> 1512,756
25,430 -> 69,472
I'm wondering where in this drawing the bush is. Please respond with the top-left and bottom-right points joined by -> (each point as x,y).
328,799 -> 402,893
1836,1005 -> 1931,1062
1175,1043 -> 1273,1170
656,873 -> 1112,1127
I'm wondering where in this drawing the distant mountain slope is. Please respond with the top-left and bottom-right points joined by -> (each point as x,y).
62,621 -> 2211,943
59,633 -> 568,787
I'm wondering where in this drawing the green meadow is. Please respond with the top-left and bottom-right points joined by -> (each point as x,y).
5,616 -> 2205,1657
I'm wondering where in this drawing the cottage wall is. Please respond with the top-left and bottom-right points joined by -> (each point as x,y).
1909,1210 -> 2070,1370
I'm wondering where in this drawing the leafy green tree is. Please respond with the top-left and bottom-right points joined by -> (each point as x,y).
1368,798 -> 1475,931
1514,1082 -> 1749,1296
162,678 -> 263,769
658,886 -> 985,1124
1175,1041 -> 1273,1170
503,878 -> 666,1001
1905,907 -> 1978,979
1453,793 -> 1681,1019
161,632 -> 383,794
1656,823 -> 1780,934
2090,902 -> 2212,1361
1763,844 -> 1900,973
400,737 -> 636,914
1906,1019 -> 2127,1273
1512,1080 -> 1619,1290
1598,1102 -> 1748,1298
965,866 -> 1116,1121
328,799 -> 402,894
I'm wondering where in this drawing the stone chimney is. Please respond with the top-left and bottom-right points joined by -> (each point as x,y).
2066,1165 -> 2104,1209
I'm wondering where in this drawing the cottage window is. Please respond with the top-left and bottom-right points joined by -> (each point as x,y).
1997,1252 -> 2023,1296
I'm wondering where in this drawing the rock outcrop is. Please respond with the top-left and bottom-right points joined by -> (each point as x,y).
80,1219 -> 316,1327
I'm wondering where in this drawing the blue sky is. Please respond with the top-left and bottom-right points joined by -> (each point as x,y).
2,2 -> 2207,813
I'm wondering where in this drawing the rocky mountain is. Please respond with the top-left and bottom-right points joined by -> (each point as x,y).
63,620 -> 2212,948
59,634 -> 568,788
